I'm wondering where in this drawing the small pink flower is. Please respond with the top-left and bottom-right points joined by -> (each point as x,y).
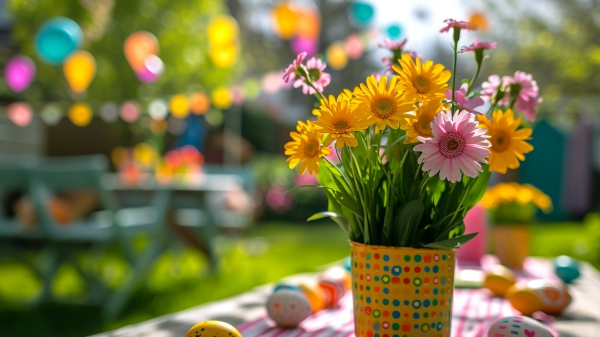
445,83 -> 485,113
380,38 -> 407,51
508,71 -> 542,121
480,75 -> 511,105
283,52 -> 307,83
294,172 -> 319,186
440,19 -> 477,33
458,38 -> 497,53
293,57 -> 331,95
414,110 -> 490,183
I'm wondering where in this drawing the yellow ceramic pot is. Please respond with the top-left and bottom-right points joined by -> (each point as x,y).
350,242 -> 455,337
491,225 -> 530,269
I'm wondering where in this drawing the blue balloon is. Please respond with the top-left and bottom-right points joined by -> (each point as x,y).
386,24 -> 402,39
34,17 -> 83,65
351,2 -> 375,27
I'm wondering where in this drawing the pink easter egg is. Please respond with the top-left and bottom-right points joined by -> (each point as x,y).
7,102 -> 33,127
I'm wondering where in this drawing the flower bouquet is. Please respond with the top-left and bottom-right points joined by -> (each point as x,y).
283,18 -> 541,337
481,183 -> 552,268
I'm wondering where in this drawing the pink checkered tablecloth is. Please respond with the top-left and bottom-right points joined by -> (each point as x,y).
238,257 -> 556,337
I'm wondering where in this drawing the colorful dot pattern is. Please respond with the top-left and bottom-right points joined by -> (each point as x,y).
350,242 -> 455,337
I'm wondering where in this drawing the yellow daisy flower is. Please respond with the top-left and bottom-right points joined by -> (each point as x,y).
400,100 -> 444,143
313,94 -> 372,149
393,54 -> 451,102
284,120 -> 331,175
352,75 -> 416,132
477,109 -> 534,174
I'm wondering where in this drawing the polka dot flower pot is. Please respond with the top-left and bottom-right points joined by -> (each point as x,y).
350,242 -> 455,337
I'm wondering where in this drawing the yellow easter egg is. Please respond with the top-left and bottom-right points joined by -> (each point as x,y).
484,264 -> 516,297
506,283 -> 543,316
185,321 -> 241,337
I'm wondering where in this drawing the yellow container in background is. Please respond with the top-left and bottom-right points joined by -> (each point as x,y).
492,225 -> 530,269
350,242 -> 455,337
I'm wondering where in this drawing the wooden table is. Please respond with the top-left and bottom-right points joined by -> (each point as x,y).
91,263 -> 600,337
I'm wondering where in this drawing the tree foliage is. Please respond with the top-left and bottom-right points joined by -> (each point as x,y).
4,0 -> 240,104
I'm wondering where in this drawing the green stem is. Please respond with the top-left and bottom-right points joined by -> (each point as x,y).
451,28 -> 460,115
466,61 -> 481,96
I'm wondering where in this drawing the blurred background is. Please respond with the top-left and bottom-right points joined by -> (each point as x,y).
0,0 -> 599,336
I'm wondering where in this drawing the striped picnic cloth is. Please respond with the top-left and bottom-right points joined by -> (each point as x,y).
237,257 -> 557,337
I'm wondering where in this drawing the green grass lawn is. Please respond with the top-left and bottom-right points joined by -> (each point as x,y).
0,221 -> 351,337
0,221 -> 597,337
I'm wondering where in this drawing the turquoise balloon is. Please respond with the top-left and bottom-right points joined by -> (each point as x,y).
386,24 -> 402,39
351,2 -> 375,27
34,17 -> 83,65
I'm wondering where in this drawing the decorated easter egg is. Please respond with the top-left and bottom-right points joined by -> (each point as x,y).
554,255 -> 581,284
185,320 -> 242,337
298,282 -> 325,313
484,264 -> 516,297
319,266 -> 350,308
487,316 -> 552,337
527,279 -> 571,315
266,289 -> 312,328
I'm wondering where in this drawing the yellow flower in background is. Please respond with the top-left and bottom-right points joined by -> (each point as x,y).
400,100 -> 443,143
477,109 -> 534,174
393,54 -> 451,102
313,94 -> 372,149
352,75 -> 416,132
212,87 -> 232,110
481,182 -> 552,213
284,120 -> 331,175
525,184 -> 553,213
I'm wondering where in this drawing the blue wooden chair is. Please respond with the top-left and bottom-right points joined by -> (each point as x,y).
0,155 -> 173,319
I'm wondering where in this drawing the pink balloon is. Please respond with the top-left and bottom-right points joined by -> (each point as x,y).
5,56 -> 36,93
7,102 -> 33,127
136,55 -> 164,83
120,101 -> 140,123
291,36 -> 318,57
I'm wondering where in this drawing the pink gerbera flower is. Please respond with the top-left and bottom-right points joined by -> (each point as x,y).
440,19 -> 477,33
380,38 -> 407,51
414,110 -> 490,183
445,83 -> 485,113
294,57 -> 331,95
458,38 -> 497,53
283,52 -> 307,83
508,71 -> 542,121
480,74 -> 510,105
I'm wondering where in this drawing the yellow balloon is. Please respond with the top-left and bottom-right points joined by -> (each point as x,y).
210,43 -> 238,68
211,87 -> 231,110
169,94 -> 190,118
271,2 -> 298,39
64,51 -> 96,93
326,42 -> 348,70
208,15 -> 239,47
68,102 -> 93,126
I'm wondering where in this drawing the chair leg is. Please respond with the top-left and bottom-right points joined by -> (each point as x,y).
102,242 -> 165,320
35,243 -> 62,305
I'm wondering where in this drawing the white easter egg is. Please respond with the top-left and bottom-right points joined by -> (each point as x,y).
487,316 -> 553,337
266,289 -> 312,328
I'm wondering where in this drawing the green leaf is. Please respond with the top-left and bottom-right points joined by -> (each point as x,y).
461,79 -> 470,84
307,211 -> 350,235
285,185 -> 338,194
393,198 -> 424,246
423,232 -> 478,249
462,166 -> 491,208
